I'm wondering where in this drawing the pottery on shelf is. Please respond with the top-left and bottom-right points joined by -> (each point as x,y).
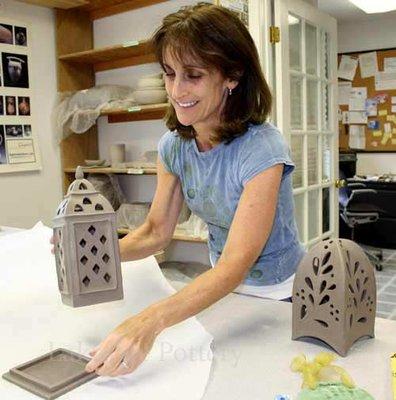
137,78 -> 164,89
84,159 -> 106,167
132,88 -> 168,105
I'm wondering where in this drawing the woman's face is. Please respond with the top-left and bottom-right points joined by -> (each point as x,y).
163,48 -> 236,132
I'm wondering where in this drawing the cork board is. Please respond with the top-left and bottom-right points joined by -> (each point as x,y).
338,48 -> 396,152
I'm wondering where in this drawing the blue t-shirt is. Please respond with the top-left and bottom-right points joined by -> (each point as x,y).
158,122 -> 305,286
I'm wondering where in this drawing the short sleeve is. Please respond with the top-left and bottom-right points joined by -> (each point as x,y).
239,126 -> 295,186
157,130 -> 180,176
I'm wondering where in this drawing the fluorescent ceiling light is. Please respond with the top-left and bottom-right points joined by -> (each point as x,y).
348,0 -> 396,13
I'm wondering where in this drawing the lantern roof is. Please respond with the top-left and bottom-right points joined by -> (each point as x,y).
55,166 -> 114,218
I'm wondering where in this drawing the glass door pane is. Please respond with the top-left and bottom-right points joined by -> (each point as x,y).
322,187 -> 330,233
293,193 -> 305,242
305,23 -> 317,75
307,79 -> 318,130
290,76 -> 303,129
291,135 -> 304,188
308,189 -> 319,240
322,134 -> 332,182
307,135 -> 319,185
289,14 -> 301,71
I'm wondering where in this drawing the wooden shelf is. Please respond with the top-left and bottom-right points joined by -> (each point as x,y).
118,228 -> 207,243
17,0 -> 168,18
64,166 -> 157,175
101,103 -> 168,123
81,0 -> 169,20
59,40 -> 157,72
16,0 -> 87,9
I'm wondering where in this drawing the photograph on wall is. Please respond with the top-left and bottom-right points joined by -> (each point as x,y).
0,125 -> 7,164
5,95 -> 16,115
0,17 -> 40,173
14,26 -> 27,46
5,124 -> 23,138
0,24 -> 13,45
23,124 -> 31,137
2,52 -> 29,88
18,96 -> 30,115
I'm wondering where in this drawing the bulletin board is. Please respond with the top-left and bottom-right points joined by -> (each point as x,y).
338,48 -> 396,152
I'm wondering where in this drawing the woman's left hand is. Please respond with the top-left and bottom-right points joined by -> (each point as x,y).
85,310 -> 161,377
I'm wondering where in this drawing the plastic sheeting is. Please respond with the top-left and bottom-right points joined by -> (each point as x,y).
53,85 -> 136,142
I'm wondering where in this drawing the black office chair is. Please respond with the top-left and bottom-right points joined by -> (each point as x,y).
339,181 -> 383,270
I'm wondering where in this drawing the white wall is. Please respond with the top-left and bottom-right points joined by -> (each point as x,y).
338,14 -> 396,53
337,14 -> 396,175
94,1 -> 210,264
0,0 -> 61,228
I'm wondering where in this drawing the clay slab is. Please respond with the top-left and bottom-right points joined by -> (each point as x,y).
2,348 -> 97,399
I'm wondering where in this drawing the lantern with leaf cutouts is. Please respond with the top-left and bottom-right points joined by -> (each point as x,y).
292,239 -> 376,356
53,166 -> 123,307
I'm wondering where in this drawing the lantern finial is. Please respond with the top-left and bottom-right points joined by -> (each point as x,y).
75,166 -> 84,180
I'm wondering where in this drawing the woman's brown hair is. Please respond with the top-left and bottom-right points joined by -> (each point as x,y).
150,2 -> 272,143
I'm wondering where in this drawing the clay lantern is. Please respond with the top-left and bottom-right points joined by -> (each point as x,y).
292,239 -> 376,356
53,167 -> 123,307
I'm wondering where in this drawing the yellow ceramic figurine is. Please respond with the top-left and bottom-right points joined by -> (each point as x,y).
291,352 -> 355,390
291,352 -> 374,400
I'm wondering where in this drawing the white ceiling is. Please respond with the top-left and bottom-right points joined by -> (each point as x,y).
318,0 -> 396,22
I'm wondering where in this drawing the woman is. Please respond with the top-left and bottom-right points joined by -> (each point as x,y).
84,3 -> 305,377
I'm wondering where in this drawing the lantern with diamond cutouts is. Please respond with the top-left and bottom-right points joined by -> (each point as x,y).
53,166 -> 123,307
292,239 -> 376,356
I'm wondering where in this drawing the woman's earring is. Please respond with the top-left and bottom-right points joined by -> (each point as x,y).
228,88 -> 232,96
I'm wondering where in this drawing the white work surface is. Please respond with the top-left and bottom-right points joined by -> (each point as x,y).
1,224 -> 395,399
0,223 -> 213,400
195,292 -> 395,399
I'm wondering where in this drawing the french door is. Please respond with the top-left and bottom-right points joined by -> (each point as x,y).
272,0 -> 339,248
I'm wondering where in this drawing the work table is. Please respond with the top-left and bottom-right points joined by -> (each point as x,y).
196,290 -> 394,399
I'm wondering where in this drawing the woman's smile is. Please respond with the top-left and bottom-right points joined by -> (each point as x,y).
175,100 -> 199,109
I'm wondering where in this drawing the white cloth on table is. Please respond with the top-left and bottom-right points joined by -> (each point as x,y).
0,222 -> 213,400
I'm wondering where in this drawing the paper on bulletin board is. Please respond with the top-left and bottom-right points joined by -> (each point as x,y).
338,82 -> 352,105
348,87 -> 367,111
349,125 -> 366,149
348,111 -> 367,124
392,96 -> 396,104
384,57 -> 396,72
338,55 -> 358,81
384,123 -> 392,134
381,133 -> 391,145
365,99 -> 378,116
349,97 -> 366,111
392,105 -> 396,113
350,86 -> 367,99
0,17 -> 41,174
375,71 -> 396,90
372,130 -> 383,137
358,51 -> 378,78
